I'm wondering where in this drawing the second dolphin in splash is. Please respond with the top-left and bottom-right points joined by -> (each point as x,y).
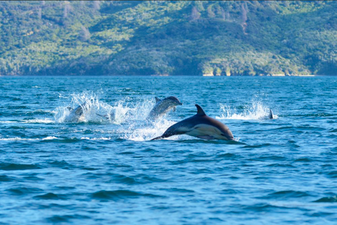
147,96 -> 182,121
152,104 -> 234,141
64,102 -> 88,123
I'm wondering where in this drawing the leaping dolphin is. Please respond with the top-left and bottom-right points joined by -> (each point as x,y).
64,101 -> 115,123
152,104 -> 234,141
147,96 -> 182,121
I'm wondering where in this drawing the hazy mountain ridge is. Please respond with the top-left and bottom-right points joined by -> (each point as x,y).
0,1 -> 336,76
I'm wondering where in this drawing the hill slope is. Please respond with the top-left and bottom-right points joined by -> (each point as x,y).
0,1 -> 336,76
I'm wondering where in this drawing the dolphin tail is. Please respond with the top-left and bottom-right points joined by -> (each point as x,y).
151,136 -> 163,141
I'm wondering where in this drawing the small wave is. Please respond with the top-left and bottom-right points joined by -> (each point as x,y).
0,137 -> 36,141
0,121 -> 15,124
80,137 -> 111,141
294,157 -> 312,162
217,153 -> 241,159
242,203 -> 283,211
216,102 -> 278,120
0,175 -> 15,182
327,171 -> 337,178
47,214 -> 90,223
91,190 -> 161,201
243,143 -> 273,149
43,136 -> 58,140
0,163 -> 41,171
266,163 -> 295,168
0,136 -> 58,142
166,188 -> 195,193
34,193 -> 67,200
108,174 -> 166,185
314,196 -> 337,203
48,160 -> 76,170
25,109 -> 55,116
259,190 -> 312,200
7,187 -> 43,195
49,137 -> 83,143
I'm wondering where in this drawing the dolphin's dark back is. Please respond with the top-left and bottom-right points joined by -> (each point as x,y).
269,109 -> 274,119
154,104 -> 234,141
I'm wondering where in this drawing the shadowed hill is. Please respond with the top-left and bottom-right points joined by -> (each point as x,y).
0,1 -> 336,76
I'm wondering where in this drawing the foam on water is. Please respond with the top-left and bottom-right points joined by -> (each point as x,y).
0,136 -> 58,141
111,97 -> 155,123
42,136 -> 58,140
52,92 -> 176,141
54,92 -> 121,124
217,101 -> 278,120
120,118 -> 178,141
0,121 -> 15,124
80,137 -> 112,141
110,99 -> 178,141
54,93 -> 159,125
23,119 -> 55,124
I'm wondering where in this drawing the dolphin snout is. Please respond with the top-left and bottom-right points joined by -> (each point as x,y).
174,101 -> 182,106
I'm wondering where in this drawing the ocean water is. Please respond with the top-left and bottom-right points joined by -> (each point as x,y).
0,76 -> 337,224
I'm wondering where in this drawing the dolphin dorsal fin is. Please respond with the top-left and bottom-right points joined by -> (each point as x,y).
155,97 -> 161,103
269,109 -> 274,119
195,104 -> 206,116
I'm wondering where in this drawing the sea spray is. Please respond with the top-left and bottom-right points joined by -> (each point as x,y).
119,118 -> 177,141
54,92 -> 119,123
113,98 -> 179,141
53,92 -> 185,141
217,101 -> 277,120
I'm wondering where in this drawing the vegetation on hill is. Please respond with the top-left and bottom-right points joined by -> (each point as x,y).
0,1 -> 336,76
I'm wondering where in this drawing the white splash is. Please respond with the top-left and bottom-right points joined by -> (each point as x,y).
216,102 -> 278,120
54,93 -> 158,125
80,137 -> 112,140
54,92 -> 118,124
42,136 -> 58,140
0,121 -> 15,124
112,98 -> 185,141
52,93 -> 184,141
0,137 -> 35,141
120,118 -> 177,142
0,136 -> 58,141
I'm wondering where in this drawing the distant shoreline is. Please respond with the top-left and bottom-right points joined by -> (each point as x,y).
0,74 -> 332,77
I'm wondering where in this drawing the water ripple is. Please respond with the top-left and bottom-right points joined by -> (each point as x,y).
1,76 -> 337,224
259,190 -> 313,200
314,196 -> 337,203
34,193 -> 68,200
91,190 -> 162,201
0,163 -> 41,171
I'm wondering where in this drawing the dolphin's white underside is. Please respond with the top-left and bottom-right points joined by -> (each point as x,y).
178,124 -> 226,140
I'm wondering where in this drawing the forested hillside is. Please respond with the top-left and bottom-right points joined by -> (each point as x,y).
0,1 -> 336,76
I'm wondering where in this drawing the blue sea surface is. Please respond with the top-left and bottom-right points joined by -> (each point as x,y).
0,76 -> 337,224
